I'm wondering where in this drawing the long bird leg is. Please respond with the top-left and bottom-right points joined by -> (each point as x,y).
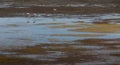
26,13 -> 31,23
53,8 -> 57,21
33,13 -> 37,23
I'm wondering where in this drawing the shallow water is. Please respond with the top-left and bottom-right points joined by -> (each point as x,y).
0,13 -> 120,47
0,13 -> 120,65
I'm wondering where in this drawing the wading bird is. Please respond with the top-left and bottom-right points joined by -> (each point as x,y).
53,8 -> 57,12
26,13 -> 30,23
52,8 -> 57,21
26,13 -> 37,23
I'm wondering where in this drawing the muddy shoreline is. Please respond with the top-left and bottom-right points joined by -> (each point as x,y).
0,5 -> 120,65
0,6 -> 120,15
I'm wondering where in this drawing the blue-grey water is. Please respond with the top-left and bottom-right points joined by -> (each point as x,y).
0,13 -> 120,48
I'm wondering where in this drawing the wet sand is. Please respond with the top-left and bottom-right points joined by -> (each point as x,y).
1,39 -> 120,65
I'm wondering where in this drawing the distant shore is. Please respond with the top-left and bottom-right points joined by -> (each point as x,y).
0,6 -> 120,15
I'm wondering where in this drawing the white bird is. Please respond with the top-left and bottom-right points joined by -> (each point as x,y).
26,13 -> 37,23
33,13 -> 37,23
26,13 -> 31,23
53,8 -> 57,11
26,13 -> 30,15
52,8 -> 57,21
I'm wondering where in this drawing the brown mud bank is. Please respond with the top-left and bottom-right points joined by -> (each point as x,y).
0,6 -> 120,15
0,38 -> 120,65
68,24 -> 120,33
75,38 -> 120,44
93,18 -> 120,24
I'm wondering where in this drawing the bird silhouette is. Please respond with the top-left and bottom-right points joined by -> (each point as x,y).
26,13 -> 37,23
